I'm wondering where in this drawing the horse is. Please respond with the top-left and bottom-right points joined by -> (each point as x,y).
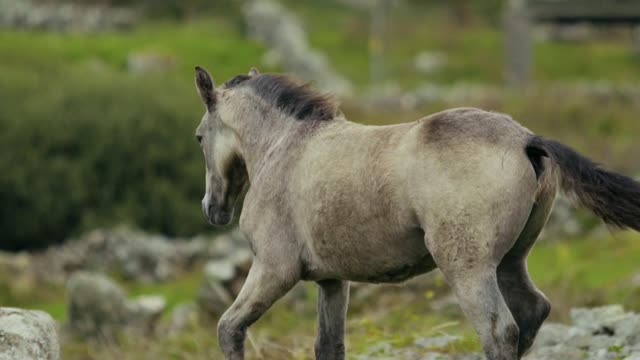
192,66 -> 640,360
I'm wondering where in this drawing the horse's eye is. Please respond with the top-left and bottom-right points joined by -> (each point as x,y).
196,135 -> 203,146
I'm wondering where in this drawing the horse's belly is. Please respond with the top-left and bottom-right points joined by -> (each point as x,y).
304,227 -> 437,283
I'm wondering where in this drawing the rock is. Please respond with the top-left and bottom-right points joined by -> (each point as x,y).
0,307 -> 60,360
414,335 -> 460,349
0,0 -> 135,32
167,303 -> 198,334
570,305 -> 626,331
127,52 -> 178,74
197,281 -> 233,318
127,295 -> 167,336
65,271 -> 166,340
414,51 -> 447,74
203,260 -> 236,283
526,305 -> 640,359
244,0 -> 353,97
66,271 -> 130,339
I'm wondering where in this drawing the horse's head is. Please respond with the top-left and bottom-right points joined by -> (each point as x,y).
194,66 -> 256,225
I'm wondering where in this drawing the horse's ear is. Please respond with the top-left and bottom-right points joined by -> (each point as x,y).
195,66 -> 216,110
248,67 -> 260,77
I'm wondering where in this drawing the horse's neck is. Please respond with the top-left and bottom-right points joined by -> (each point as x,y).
234,113 -> 299,180
236,114 -> 349,181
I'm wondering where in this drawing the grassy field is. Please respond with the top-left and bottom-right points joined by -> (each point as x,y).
1,231 -> 638,359
1,1 -> 640,358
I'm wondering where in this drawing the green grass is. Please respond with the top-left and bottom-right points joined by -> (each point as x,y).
0,17 -> 271,84
1,3 -> 640,357
284,0 -> 640,88
2,231 -> 639,359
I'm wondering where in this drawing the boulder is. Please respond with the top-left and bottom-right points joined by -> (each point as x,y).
197,248 -> 254,318
244,0 -> 353,97
65,271 -> 166,340
66,272 -> 130,339
0,307 -> 60,360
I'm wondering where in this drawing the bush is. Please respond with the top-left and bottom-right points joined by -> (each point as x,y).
0,67 -> 213,250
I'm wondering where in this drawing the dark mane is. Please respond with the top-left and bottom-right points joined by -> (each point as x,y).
225,73 -> 338,121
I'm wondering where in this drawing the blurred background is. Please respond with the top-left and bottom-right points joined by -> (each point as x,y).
1,0 -> 640,359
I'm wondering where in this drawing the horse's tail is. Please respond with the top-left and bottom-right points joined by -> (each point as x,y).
526,135 -> 640,231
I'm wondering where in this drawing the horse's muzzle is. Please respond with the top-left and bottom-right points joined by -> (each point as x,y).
202,199 -> 233,226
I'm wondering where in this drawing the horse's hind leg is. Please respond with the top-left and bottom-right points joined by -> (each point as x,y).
433,257 -> 519,360
426,230 -> 522,360
315,279 -> 349,360
498,182 -> 556,357
497,260 -> 550,358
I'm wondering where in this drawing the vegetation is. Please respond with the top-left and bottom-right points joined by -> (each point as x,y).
1,231 -> 639,358
0,0 -> 639,358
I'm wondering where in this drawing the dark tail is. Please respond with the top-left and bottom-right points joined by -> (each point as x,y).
526,135 -> 640,231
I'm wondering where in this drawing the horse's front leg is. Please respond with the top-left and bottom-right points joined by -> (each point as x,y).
217,259 -> 299,360
315,279 -> 349,360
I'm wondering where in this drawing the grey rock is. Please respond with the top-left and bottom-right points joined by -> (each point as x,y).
127,52 -> 177,74
0,308 -> 60,360
167,302 -> 197,334
127,295 -> 167,335
65,271 -> 166,340
66,271 -> 130,339
414,51 -> 447,74
570,305 -> 626,331
414,335 -> 460,349
197,281 -> 233,318
0,0 -> 135,32
203,260 -> 236,282
244,0 -> 353,97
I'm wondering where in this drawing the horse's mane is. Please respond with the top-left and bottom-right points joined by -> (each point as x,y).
224,73 -> 338,121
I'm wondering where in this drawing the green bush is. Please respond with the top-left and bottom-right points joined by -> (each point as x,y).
0,67 -> 213,250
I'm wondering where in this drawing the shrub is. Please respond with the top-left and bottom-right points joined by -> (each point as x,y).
0,66 -> 214,250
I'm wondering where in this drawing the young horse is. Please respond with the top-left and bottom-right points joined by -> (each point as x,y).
193,66 -> 640,360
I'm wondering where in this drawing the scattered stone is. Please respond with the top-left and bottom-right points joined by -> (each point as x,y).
414,335 -> 460,349
65,271 -> 166,340
527,305 -> 640,359
0,0 -> 135,32
0,307 -> 60,360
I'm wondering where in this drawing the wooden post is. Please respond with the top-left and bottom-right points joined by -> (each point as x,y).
504,0 -> 532,87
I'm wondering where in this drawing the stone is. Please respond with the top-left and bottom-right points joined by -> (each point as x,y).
0,307 -> 60,360
244,0 -> 353,97
127,52 -> 177,74
570,305 -> 627,331
65,271 -> 166,340
0,0 -> 135,32
414,51 -> 447,74
167,303 -> 198,334
203,260 -> 236,283
127,295 -> 167,335
66,271 -> 130,339
197,281 -> 233,318
414,335 -> 460,349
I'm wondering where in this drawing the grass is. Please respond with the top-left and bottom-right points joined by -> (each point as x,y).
284,0 -> 640,88
1,2 -> 640,358
1,231 -> 639,359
